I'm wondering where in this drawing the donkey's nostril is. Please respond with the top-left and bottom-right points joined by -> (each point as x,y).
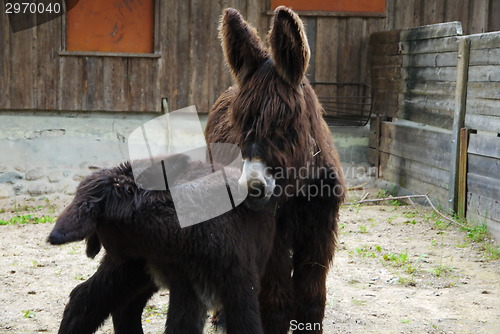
248,180 -> 266,199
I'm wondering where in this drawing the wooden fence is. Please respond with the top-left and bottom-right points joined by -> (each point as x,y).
369,23 -> 500,238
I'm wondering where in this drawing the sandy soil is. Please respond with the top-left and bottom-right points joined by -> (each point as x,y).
0,193 -> 499,334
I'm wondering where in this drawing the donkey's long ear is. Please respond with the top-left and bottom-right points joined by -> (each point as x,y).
220,8 -> 269,84
268,6 -> 310,86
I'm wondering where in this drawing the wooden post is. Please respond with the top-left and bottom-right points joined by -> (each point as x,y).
374,115 -> 382,178
457,128 -> 471,218
449,37 -> 470,212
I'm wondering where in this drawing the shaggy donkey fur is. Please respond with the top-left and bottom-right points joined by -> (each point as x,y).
205,7 -> 346,333
48,154 -> 276,334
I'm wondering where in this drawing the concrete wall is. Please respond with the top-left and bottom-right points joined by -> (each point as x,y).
0,111 -> 157,198
0,111 -> 369,199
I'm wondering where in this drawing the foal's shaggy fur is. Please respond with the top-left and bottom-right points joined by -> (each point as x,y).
48,155 -> 275,334
205,7 -> 346,333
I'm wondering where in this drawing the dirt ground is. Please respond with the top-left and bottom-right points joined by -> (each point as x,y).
0,193 -> 499,334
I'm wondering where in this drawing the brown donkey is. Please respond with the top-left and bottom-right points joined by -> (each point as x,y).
205,6 -> 345,333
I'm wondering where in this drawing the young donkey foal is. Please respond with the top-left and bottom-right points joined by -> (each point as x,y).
48,154 -> 276,334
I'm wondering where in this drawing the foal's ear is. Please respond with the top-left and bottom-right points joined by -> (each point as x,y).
268,6 -> 310,86
219,8 -> 269,85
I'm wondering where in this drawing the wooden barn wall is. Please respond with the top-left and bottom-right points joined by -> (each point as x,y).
463,31 -> 500,237
0,0 -> 497,114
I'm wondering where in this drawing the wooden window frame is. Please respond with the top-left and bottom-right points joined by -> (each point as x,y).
59,0 -> 161,58
266,0 -> 386,18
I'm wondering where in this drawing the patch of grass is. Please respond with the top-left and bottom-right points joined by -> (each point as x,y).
482,243 -> 500,260
400,318 -> 410,324
354,246 -> 376,258
359,225 -> 368,233
0,214 -> 55,226
403,219 -> 418,225
144,305 -> 167,317
465,223 -> 489,243
351,299 -> 367,306
376,189 -> 389,198
382,251 -> 409,267
430,264 -> 454,277
403,211 -> 418,218
22,310 -> 36,318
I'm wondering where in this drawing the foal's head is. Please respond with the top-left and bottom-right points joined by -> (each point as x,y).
220,7 -> 324,197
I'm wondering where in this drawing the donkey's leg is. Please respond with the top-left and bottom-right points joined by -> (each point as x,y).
291,196 -> 339,334
165,270 -> 207,334
58,256 -> 154,334
221,269 -> 264,334
259,229 -> 294,334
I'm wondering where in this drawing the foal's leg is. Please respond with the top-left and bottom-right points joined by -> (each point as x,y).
112,280 -> 158,334
222,269 -> 265,334
291,196 -> 339,334
58,256 -> 155,334
165,268 -> 207,334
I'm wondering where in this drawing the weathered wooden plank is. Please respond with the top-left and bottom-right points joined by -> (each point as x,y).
372,92 -> 399,117
467,173 -> 500,201
468,153 -> 500,180
10,18 -> 36,109
58,56 -> 84,110
465,114 -> 500,133
399,36 -> 459,55
468,65 -> 500,82
403,81 -> 456,97
370,42 -> 403,56
379,135 -> 451,170
399,94 -> 456,114
398,104 -> 454,130
82,57 -> 104,111
402,51 -> 458,68
467,193 -> 500,224
381,120 -> 453,150
489,0 -> 500,32
370,30 -> 401,44
468,31 -> 500,49
400,21 -> 462,41
371,77 -> 404,93
175,0 -> 191,110
422,0 -> 445,26
394,0 -> 414,29
401,66 -> 457,82
367,147 -> 377,165
188,0 -> 212,113
103,57 -> 129,111
466,98 -> 500,116
35,14 -> 61,110
380,151 -> 450,189
371,54 -> 403,67
467,193 -> 500,240
469,0 -> 490,34
0,11 -> 11,109
314,17 -> 339,99
466,82 -> 500,99
469,48 -> 500,66
468,133 -> 500,159
372,67 -> 402,80
380,167 -> 449,204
